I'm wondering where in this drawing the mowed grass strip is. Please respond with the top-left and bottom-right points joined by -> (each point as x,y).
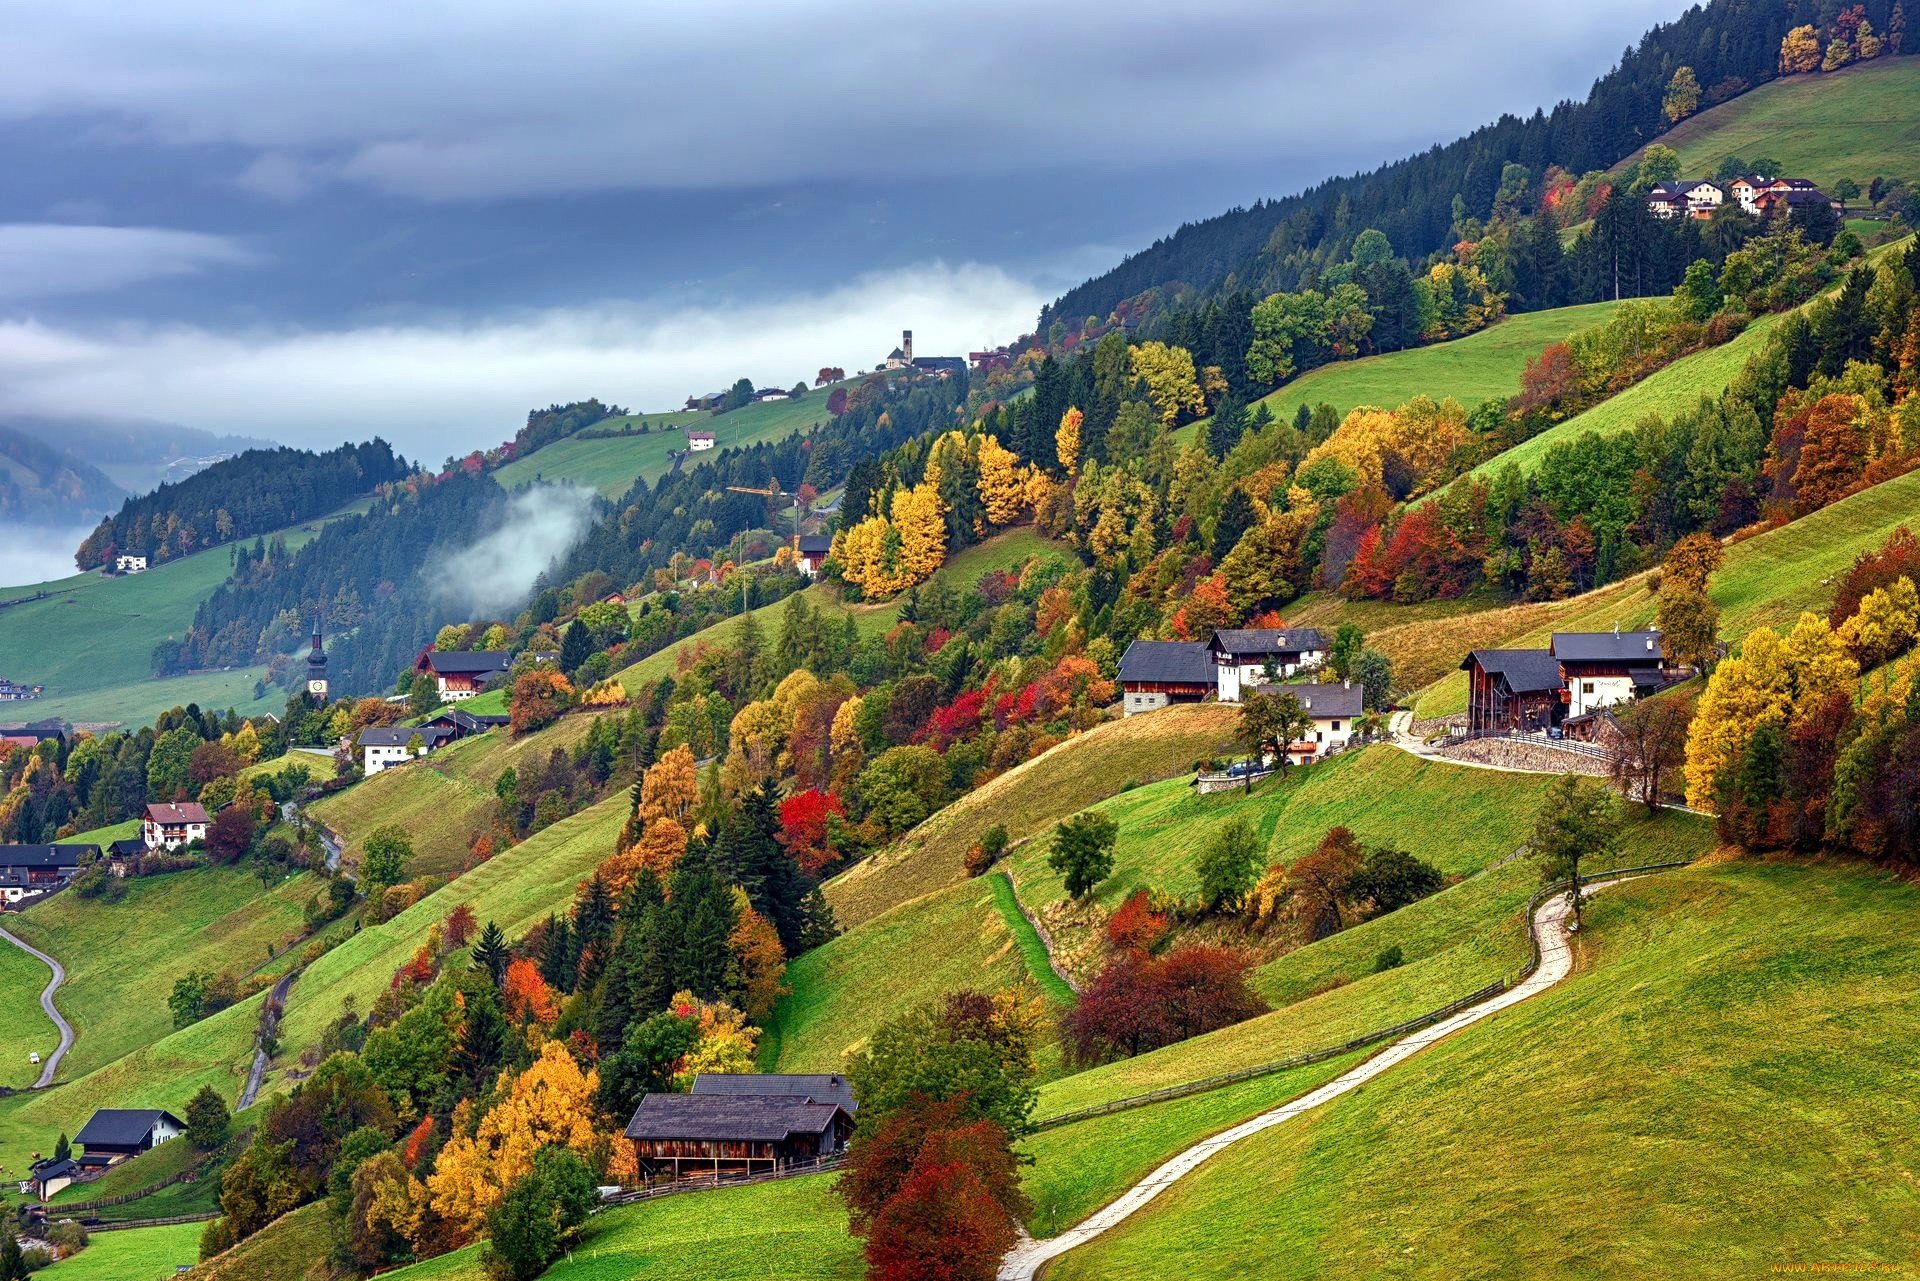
1042,857 -> 1920,1279
827,701 -> 1241,930
0,937 -> 56,1090
9,864 -> 318,1077
767,876 -> 1060,1075
378,1173 -> 863,1281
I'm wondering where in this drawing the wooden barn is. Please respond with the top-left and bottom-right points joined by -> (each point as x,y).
623,1074 -> 855,1180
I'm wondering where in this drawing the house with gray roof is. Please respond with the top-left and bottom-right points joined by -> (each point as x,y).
1252,681 -> 1365,760
74,1109 -> 184,1163
1207,628 -> 1328,701
1460,648 -> 1568,735
1117,640 -> 1215,716
357,724 -> 457,775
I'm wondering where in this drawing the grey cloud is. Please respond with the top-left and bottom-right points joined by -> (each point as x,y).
0,0 -> 1683,202
0,224 -> 257,300
0,260 -> 1042,459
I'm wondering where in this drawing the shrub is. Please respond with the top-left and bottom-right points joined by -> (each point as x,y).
1062,945 -> 1267,1065
1372,945 -> 1405,973
1195,817 -> 1263,912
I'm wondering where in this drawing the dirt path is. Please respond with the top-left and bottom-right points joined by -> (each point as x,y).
0,923 -> 73,1087
997,879 -> 1622,1280
237,969 -> 296,1110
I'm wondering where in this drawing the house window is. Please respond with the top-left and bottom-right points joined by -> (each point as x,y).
1582,681 -> 1595,695
1331,720 -> 1341,731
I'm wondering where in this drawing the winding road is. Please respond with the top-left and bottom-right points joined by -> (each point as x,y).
0,922 -> 73,1088
237,970 -> 296,1110
997,879 -> 1625,1280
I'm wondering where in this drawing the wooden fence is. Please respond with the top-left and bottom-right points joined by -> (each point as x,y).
49,1134 -> 248,1213
87,1211 -> 218,1232
601,1153 -> 845,1206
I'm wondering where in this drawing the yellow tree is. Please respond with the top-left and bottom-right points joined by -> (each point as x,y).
427,1041 -> 601,1239
1684,628 -> 1790,808
623,744 -> 698,847
727,904 -> 789,1021
1662,66 -> 1700,121
891,482 -> 947,584
1838,576 -> 1920,667
1128,341 -> 1205,426
1779,611 -> 1860,712
976,434 -> 1027,526
1779,24 -> 1821,72
1055,407 -> 1083,474
667,991 -> 760,1088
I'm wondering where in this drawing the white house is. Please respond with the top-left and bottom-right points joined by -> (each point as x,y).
687,430 -> 716,452
114,553 -> 149,573
141,802 -> 208,850
358,724 -> 456,775
1206,628 -> 1328,702
1254,681 -> 1364,761
1681,180 -> 1724,217
1550,629 -> 1670,718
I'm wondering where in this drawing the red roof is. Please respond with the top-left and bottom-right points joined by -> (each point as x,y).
144,802 -> 209,825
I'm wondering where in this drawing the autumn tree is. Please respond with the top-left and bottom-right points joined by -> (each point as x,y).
1061,946 -> 1266,1064
1055,406 -> 1083,474
1279,827 -> 1362,941
1128,341 -> 1205,425
1609,698 -> 1692,813
1779,24 -> 1822,73
975,434 -> 1026,526
1662,66 -> 1700,121
1662,532 -> 1724,592
508,669 -> 574,734
1684,616 -> 1859,809
1659,584 -> 1722,671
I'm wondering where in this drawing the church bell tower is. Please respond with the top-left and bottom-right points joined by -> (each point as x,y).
307,620 -> 329,699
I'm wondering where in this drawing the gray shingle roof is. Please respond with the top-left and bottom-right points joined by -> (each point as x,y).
796,535 -> 832,554
1462,649 -> 1565,694
1118,640 -> 1215,686
423,650 -> 515,675
1549,631 -> 1664,663
0,844 -> 96,869
75,1109 -> 183,1149
1209,628 -> 1327,658
623,1093 -> 848,1142
691,1073 -> 857,1113
1253,682 -> 1363,718
357,725 -> 457,748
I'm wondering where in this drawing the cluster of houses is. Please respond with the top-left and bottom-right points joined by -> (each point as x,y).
0,678 -> 42,703
1645,175 -> 1838,221
1118,623 -> 1692,759
0,801 -> 216,906
25,1109 -> 184,1200
357,705 -> 509,775
881,330 -> 967,377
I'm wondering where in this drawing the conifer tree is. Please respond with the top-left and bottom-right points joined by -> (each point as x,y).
537,915 -> 574,992
471,920 -> 509,987
453,983 -> 509,1086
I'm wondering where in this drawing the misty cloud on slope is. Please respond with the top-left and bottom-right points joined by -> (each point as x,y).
434,484 -> 596,619
0,260 -> 1042,460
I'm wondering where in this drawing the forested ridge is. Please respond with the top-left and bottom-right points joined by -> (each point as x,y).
75,439 -> 408,569
1043,0 -> 1899,328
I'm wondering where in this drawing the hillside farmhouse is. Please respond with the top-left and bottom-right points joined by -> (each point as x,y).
794,534 -> 831,578
412,649 -> 557,701
624,1073 -> 856,1180
1208,628 -> 1329,701
113,552 -> 149,573
73,1108 -> 183,1165
0,677 -> 43,702
1118,639 -> 1216,716
1459,629 -> 1688,735
1649,176 -> 1837,220
358,724 -> 458,775
141,802 -> 208,850
687,429 -> 716,452
0,843 -> 95,904
1255,681 -> 1364,761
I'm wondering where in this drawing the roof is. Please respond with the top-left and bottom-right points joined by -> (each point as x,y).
691,1073 -> 857,1113
911,356 -> 967,372
30,1158 -> 77,1183
622,1093 -> 849,1143
75,1109 -> 184,1148
795,534 -> 832,555
423,650 -> 514,675
107,837 -> 146,858
1549,631 -> 1664,664
1253,681 -> 1364,719
143,803 -> 208,826
426,708 -> 509,733
357,725 -> 456,748
687,430 -> 715,440
1117,639 -> 1215,686
1645,181 -> 1686,198
0,844 -> 95,869
1208,628 -> 1328,657
1461,648 -> 1565,694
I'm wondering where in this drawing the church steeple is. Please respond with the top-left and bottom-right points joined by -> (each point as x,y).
306,618 -> 329,699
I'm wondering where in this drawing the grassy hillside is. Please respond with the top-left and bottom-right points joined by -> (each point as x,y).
613,528 -> 1069,694
188,1202 -> 335,1281
1617,56 -> 1920,190
310,715 -> 596,878
826,701 -> 1241,931
495,380 -> 862,498
0,937 -> 57,1090
1247,302 -> 1620,425
764,874 -> 1066,1076
1409,465 -> 1920,717
10,864 -> 319,1078
383,1173 -> 862,1281
0,503 -> 356,726
1041,857 -> 1920,1278
42,1220 -> 205,1281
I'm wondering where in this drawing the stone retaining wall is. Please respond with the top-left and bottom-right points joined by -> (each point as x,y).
1435,738 -> 1609,775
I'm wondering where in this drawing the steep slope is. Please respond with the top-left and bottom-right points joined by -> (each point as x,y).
0,423 -> 124,522
1040,857 -> 1920,1278
1616,55 -> 1920,190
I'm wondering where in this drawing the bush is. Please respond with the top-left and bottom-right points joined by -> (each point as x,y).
1372,945 -> 1405,973
1062,945 -> 1267,1065
1195,817 -> 1262,912
1047,810 -> 1117,900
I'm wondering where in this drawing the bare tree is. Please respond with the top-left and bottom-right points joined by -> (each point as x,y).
1608,700 -> 1691,813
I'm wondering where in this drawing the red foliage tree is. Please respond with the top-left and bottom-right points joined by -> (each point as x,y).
826,387 -> 850,416
1105,889 -> 1169,957
1514,341 -> 1581,417
443,902 -> 477,949
1061,944 -> 1267,1065
205,804 -> 255,865
778,788 -> 846,876
1830,526 -> 1920,625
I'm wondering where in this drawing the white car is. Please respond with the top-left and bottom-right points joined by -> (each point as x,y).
28,1052 -> 39,1065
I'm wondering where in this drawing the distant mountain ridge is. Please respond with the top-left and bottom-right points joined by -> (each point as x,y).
0,423 -> 125,522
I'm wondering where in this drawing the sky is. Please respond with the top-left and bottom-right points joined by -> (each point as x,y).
0,0 -> 1683,464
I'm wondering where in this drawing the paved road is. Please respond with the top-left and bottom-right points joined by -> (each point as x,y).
0,923 -> 73,1088
237,969 -> 296,1110
997,879 -> 1627,1279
